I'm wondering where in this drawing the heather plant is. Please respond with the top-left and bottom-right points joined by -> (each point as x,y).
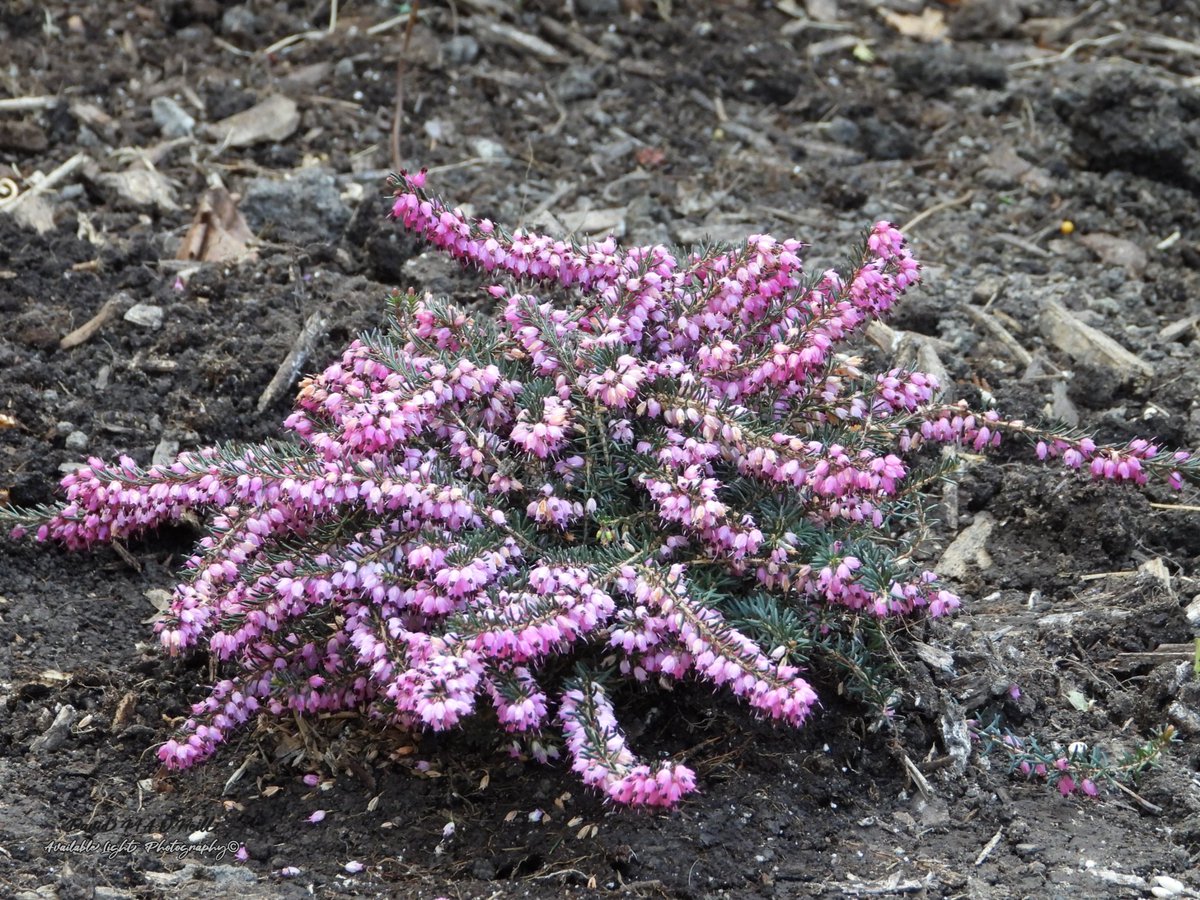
972,718 -> 1179,800
3,170 -> 1197,807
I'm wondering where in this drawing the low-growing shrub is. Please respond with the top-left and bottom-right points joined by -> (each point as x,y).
3,170 -> 1195,806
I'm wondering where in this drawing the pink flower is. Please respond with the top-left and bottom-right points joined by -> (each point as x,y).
307,810 -> 326,824
344,860 -> 364,874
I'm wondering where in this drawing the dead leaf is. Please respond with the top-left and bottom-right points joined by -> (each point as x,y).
0,412 -> 19,429
208,95 -> 300,148
10,194 -> 56,233
177,187 -> 254,262
881,8 -> 947,41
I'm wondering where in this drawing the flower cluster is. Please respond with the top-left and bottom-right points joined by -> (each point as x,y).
2,171 -> 1196,806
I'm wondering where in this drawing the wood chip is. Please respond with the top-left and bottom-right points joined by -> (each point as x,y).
961,304 -> 1033,366
60,294 -> 127,350
1159,313 -> 1200,342
257,312 -> 329,413
1039,299 -> 1155,381
538,17 -> 614,62
177,186 -> 254,262
467,19 -> 565,64
880,8 -> 947,42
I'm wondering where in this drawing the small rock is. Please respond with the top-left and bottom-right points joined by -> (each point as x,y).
150,96 -> 195,138
206,865 -> 256,886
240,167 -> 350,244
858,117 -> 916,161
1185,594 -> 1200,629
470,137 -> 508,160
94,166 -> 178,213
220,4 -> 258,37
893,44 -> 1008,98
333,57 -> 355,78
1168,701 -> 1200,736
576,0 -> 620,14
124,304 -> 164,329
1078,233 -> 1149,277
556,66 -> 599,102
64,431 -> 89,452
0,119 -> 49,153
950,0 -> 1021,39
444,34 -> 480,65
152,439 -> 180,466
207,94 -> 299,148
938,512 -> 995,579
30,704 -> 77,753
825,116 -> 861,146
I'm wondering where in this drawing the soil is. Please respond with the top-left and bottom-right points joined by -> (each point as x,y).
2,1 -> 1200,897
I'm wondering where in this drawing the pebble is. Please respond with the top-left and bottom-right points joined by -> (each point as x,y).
150,97 -> 195,138
64,431 -> 89,452
1185,594 -> 1200,629
240,167 -> 351,244
576,0 -> 620,15
950,0 -> 1021,39
443,34 -> 479,65
124,304 -> 164,329
470,137 -> 508,160
152,439 -> 180,467
220,4 -> 258,37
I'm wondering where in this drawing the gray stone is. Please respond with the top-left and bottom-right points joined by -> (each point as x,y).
937,512 -> 995,579
825,116 -> 860,146
124,304 -> 164,329
470,137 -> 508,160
206,865 -> 256,886
150,96 -> 195,138
444,34 -> 479,65
240,168 -> 351,244
893,45 -> 1008,98
64,431 -> 89,452
220,5 -> 258,37
950,0 -> 1021,40
1186,594 -> 1200,629
576,0 -> 620,15
555,66 -> 599,102
152,439 -> 180,467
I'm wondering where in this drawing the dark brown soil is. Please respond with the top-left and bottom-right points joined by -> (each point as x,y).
2,1 -> 1200,897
